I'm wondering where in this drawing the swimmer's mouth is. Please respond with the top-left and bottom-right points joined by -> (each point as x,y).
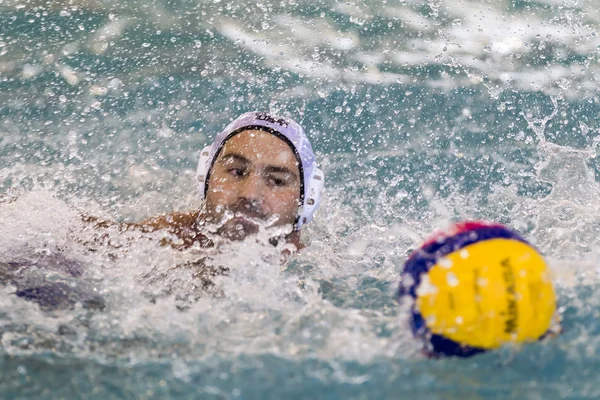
232,213 -> 279,228
233,213 -> 261,224
232,215 -> 256,225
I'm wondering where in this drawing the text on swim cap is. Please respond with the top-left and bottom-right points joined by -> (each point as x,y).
255,112 -> 289,128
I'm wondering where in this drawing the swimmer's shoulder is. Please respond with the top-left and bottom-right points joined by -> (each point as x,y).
81,210 -> 211,249
140,210 -> 210,249
140,210 -> 202,232
81,210 -> 201,231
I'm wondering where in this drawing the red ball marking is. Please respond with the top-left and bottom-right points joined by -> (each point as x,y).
420,221 -> 507,248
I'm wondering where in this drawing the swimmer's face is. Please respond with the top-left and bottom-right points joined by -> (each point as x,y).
205,130 -> 301,240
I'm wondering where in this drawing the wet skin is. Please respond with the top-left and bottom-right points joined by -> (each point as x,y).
82,129 -> 304,250
204,129 -> 301,242
22,129 -> 306,308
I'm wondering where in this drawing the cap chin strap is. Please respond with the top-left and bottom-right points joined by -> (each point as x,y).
196,146 -> 324,230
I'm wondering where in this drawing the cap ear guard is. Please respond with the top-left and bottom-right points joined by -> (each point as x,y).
297,166 -> 324,230
196,145 -> 213,200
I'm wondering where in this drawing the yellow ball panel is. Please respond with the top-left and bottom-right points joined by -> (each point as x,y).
415,239 -> 556,349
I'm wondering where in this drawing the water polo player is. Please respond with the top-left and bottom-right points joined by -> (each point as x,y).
83,111 -> 324,252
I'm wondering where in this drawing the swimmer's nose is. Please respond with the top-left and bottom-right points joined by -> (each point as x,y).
238,172 -> 264,204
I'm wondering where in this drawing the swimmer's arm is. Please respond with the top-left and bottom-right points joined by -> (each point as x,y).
80,210 -> 209,249
138,210 -> 202,233
80,210 -> 201,232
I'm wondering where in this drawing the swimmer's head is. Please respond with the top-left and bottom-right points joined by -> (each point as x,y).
196,112 -> 324,241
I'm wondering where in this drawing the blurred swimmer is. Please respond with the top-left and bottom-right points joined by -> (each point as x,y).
83,112 -> 324,253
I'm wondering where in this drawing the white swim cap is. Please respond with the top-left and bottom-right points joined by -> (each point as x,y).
196,111 -> 324,230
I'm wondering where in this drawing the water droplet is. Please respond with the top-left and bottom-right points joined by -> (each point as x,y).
446,272 -> 459,287
439,258 -> 453,268
416,275 -> 438,296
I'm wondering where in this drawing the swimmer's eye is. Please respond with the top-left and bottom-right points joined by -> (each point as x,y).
227,168 -> 246,177
266,175 -> 290,187
269,177 -> 286,187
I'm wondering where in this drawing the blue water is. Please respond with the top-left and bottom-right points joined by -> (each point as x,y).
2,0 -> 600,398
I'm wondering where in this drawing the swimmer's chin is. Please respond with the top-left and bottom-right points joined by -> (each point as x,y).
216,219 -> 295,243
217,219 -> 259,241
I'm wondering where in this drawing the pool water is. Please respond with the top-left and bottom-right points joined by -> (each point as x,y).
2,0 -> 600,398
